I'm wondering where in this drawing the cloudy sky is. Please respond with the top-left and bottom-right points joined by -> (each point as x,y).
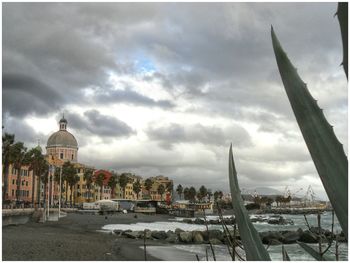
2,2 -> 347,200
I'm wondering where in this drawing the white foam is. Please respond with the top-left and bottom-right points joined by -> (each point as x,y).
102,221 -> 209,232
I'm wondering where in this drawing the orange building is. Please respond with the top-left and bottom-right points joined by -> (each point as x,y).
5,164 -> 34,203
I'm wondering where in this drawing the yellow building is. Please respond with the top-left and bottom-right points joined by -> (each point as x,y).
147,175 -> 173,201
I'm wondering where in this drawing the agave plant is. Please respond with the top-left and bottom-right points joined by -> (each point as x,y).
228,144 -> 271,261
271,26 -> 348,238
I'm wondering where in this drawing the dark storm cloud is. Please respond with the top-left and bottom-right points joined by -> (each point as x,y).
2,73 -> 63,117
2,3 -> 346,198
93,88 -> 175,108
146,123 -> 252,149
68,110 -> 135,138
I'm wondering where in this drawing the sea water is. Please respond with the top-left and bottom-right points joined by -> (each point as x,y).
102,211 -> 348,261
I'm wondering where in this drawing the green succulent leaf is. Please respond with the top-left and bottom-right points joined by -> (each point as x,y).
282,245 -> 291,261
297,242 -> 334,261
336,2 -> 348,79
228,144 -> 271,261
271,26 -> 348,237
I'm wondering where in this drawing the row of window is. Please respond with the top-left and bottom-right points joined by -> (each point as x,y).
11,189 -> 30,197
12,179 -> 29,187
11,168 -> 30,177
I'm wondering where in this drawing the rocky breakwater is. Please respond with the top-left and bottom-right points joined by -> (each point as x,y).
181,215 -> 294,226
112,226 -> 346,245
113,228 -> 230,245
260,227 -> 347,245
181,217 -> 235,226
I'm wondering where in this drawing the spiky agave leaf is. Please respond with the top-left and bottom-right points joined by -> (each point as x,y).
282,245 -> 291,261
336,2 -> 348,79
297,242 -> 334,261
271,27 -> 348,237
228,144 -> 271,261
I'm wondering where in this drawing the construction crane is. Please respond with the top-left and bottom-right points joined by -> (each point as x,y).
283,186 -> 303,198
303,185 -> 317,207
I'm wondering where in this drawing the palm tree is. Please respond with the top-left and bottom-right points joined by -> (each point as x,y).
108,174 -> 118,199
199,185 -> 208,202
144,178 -> 153,197
157,184 -> 165,201
119,173 -> 129,199
183,187 -> 190,200
214,191 -> 219,202
62,161 -> 76,204
207,189 -> 213,202
23,147 -> 46,207
83,168 -> 94,201
133,179 -> 142,200
2,133 -> 15,203
95,173 -> 105,200
166,181 -> 173,201
11,142 -> 27,202
188,187 -> 197,202
40,164 -> 49,205
176,184 -> 183,200
67,173 -> 79,206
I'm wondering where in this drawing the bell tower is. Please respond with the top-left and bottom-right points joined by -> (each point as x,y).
59,114 -> 67,131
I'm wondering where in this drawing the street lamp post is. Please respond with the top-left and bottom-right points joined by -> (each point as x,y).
59,165 -> 62,218
47,165 -> 51,219
51,166 -> 55,207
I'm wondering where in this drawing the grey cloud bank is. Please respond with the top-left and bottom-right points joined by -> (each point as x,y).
2,2 -> 347,200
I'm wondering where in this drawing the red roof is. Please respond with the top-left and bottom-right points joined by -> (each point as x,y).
93,170 -> 113,186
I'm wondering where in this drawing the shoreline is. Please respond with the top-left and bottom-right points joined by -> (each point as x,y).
2,212 -> 173,261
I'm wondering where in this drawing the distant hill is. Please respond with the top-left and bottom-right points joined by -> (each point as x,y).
241,187 -> 283,196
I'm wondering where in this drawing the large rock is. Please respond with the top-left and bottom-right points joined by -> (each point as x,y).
166,233 -> 180,244
193,231 -> 204,244
151,231 -> 168,240
268,216 -> 285,225
179,231 -> 193,243
223,217 -> 235,225
283,230 -> 303,244
299,230 -> 319,243
121,229 -> 132,236
260,231 -> 284,244
210,238 -> 222,245
269,239 -> 282,245
175,228 -> 185,235
113,229 -> 123,236
209,219 -> 219,225
166,230 -> 175,236
194,218 -> 205,224
123,231 -> 140,239
203,230 -> 224,241
183,219 -> 193,224
144,230 -> 152,239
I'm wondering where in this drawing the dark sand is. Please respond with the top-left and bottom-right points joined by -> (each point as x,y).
2,212 -> 175,261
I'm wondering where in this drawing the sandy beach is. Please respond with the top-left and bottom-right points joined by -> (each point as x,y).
2,212 -> 174,261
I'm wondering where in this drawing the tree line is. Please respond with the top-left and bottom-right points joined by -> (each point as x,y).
175,184 -> 224,202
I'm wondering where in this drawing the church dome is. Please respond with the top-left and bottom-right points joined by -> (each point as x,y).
47,130 -> 78,148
